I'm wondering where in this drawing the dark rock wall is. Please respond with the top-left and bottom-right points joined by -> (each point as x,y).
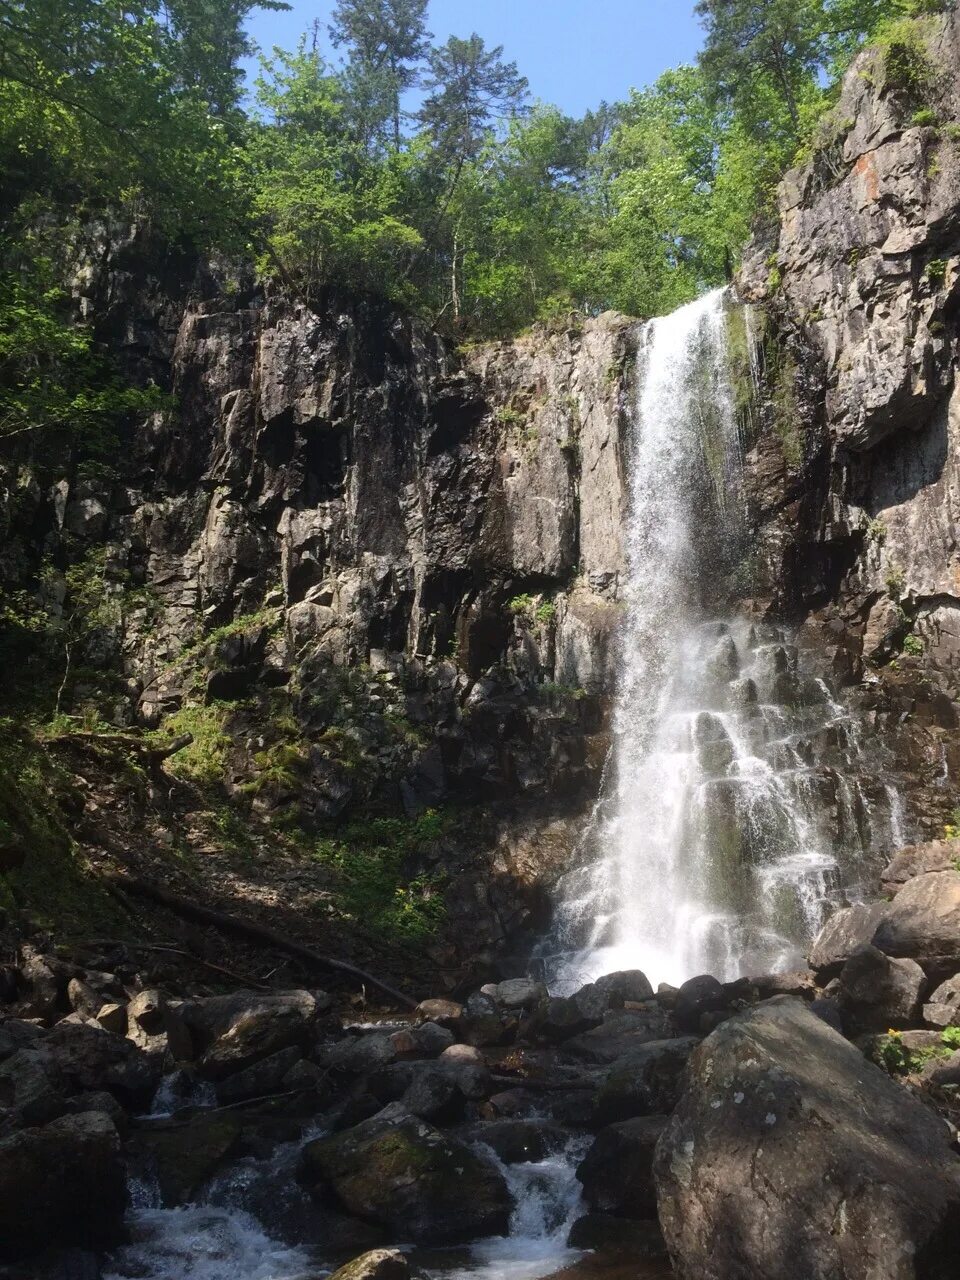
739,8 -> 960,838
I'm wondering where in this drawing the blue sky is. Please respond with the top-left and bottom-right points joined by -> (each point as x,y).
244,1 -> 706,117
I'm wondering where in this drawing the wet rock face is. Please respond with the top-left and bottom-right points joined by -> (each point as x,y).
655,997 -> 960,1280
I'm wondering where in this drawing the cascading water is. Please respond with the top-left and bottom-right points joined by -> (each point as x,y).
543,289 -> 907,991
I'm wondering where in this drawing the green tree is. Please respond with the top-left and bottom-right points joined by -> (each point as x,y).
418,34 -> 529,162
249,45 -> 421,301
696,0 -> 826,135
0,0 -> 280,244
329,0 -> 430,150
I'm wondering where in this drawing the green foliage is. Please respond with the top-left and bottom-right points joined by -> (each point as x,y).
902,633 -> 924,656
875,1026 -> 959,1075
943,807 -> 960,840
924,257 -> 948,284
885,563 -> 907,599
508,594 -> 535,615
312,809 -> 449,941
535,600 -> 557,624
0,250 -> 166,448
866,516 -> 888,544
912,107 -> 939,125
152,703 -> 234,786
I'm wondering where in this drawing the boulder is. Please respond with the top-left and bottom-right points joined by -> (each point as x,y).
674,975 -> 725,1032
14,949 -> 66,1022
494,978 -> 548,1010
655,996 -> 960,1280
0,1017 -> 44,1062
464,1118 -> 568,1164
329,1249 -> 409,1280
96,1003 -> 127,1035
563,1009 -> 675,1064
461,992 -> 508,1047
187,990 -> 321,1080
0,1047 -> 65,1124
881,840 -> 959,894
126,989 -> 193,1060
182,989 -> 323,1047
66,978 -> 102,1021
837,945 -> 926,1032
594,970 -> 655,1004
401,1066 -> 463,1123
414,998 -> 464,1031
530,984 -> 610,1043
216,1044 -> 303,1103
872,871 -> 960,972
923,973 -> 960,1028
0,1112 -> 126,1260
4,1021 -> 160,1111
324,1033 -> 399,1075
808,901 -> 889,978
576,1116 -> 668,1218
439,1042 -> 485,1067
300,1104 -> 512,1243
566,1213 -> 668,1258
922,1049 -> 960,1088
749,970 -> 816,1000
389,1023 -> 454,1059
131,1111 -> 242,1205
591,1038 -> 699,1126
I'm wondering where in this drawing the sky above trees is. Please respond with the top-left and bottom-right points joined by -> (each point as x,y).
242,0 -> 706,115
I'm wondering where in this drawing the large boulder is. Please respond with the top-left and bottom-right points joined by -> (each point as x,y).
674,975 -> 725,1032
563,1008 -> 675,1065
576,1116 -> 667,1218
0,1112 -> 126,1260
1,1021 -> 160,1112
872,872 -> 960,974
837,945 -> 926,1033
181,989 -> 322,1080
655,996 -> 960,1280
300,1103 -> 512,1243
808,901 -> 889,978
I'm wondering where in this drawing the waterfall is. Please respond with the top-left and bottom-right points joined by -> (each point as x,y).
542,289 -> 906,991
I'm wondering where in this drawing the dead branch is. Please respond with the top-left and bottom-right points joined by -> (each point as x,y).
104,870 -> 418,1010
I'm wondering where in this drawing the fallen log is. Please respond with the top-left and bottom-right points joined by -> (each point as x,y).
105,870 -> 418,1010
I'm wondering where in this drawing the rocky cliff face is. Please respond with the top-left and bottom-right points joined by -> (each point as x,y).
739,7 -> 960,839
0,237 -> 637,967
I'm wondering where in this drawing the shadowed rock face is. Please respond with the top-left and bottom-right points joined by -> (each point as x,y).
654,997 -> 960,1280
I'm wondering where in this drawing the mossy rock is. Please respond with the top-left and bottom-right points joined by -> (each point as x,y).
300,1104 -> 511,1244
130,1111 -> 243,1206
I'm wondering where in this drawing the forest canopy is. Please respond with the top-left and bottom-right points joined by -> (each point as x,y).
0,0 -> 950,350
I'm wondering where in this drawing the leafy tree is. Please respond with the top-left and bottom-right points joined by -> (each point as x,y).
0,0 -> 281,244
449,106 -> 591,330
249,45 -> 421,301
0,248 -> 164,449
329,0 -> 430,150
695,0 -> 826,136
